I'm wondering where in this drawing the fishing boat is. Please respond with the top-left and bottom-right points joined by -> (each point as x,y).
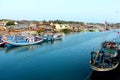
42,34 -> 63,41
0,42 -> 6,47
53,34 -> 63,40
90,41 -> 120,71
0,36 -> 6,47
42,35 -> 54,41
5,36 -> 44,47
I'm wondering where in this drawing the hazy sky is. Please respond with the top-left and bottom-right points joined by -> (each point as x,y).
0,0 -> 120,23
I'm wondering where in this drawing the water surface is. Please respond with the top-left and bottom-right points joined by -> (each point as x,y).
0,31 -> 119,80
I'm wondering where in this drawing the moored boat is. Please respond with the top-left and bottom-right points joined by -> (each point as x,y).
90,41 -> 120,71
0,36 -> 6,47
42,33 -> 63,41
42,35 -> 54,41
0,42 -> 6,47
5,36 -> 44,47
53,34 -> 63,40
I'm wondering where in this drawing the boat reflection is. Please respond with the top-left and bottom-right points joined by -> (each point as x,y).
5,40 -> 62,54
44,39 -> 62,45
5,45 -> 38,54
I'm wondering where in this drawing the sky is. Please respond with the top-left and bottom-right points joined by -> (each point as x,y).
0,0 -> 120,23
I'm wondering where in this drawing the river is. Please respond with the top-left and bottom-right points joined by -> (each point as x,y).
0,30 -> 119,80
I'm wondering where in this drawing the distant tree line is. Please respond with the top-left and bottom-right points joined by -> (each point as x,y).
48,20 -> 84,24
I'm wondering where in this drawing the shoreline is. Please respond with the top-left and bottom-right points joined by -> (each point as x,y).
0,30 -> 37,36
0,29 -> 119,36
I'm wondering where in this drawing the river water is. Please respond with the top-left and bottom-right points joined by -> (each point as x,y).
0,31 -> 119,80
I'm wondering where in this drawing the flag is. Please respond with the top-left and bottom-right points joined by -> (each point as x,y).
104,21 -> 108,30
104,21 -> 108,26
118,31 -> 120,34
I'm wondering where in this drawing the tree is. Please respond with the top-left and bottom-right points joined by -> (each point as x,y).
62,28 -> 72,33
6,21 -> 15,26
37,29 -> 44,35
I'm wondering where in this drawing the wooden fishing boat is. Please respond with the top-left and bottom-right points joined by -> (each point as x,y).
90,41 -> 120,71
5,37 -> 44,47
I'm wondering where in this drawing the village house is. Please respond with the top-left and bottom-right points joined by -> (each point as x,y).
54,24 -> 71,32
0,20 -> 10,32
69,23 -> 87,32
0,21 -> 5,26
0,25 -> 7,31
37,22 -> 55,32
69,24 -> 82,32
87,24 -> 100,32
87,24 -> 112,32
29,21 -> 38,30
54,23 -> 87,32
96,25 -> 104,31
0,19 -> 9,26
37,23 -> 44,30
80,22 -> 88,31
8,21 -> 30,32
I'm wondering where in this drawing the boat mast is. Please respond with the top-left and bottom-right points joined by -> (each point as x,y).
104,21 -> 107,42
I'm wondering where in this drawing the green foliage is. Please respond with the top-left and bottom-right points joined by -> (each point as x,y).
37,29 -> 44,34
62,28 -> 72,33
49,20 -> 83,24
6,21 -> 15,26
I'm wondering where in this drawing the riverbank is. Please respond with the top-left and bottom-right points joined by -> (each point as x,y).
0,30 -> 37,35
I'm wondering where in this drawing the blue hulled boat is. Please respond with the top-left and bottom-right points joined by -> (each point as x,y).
5,36 -> 44,47
42,34 -> 63,41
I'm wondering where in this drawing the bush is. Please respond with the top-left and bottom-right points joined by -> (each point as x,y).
37,29 -> 44,34
62,28 -> 72,33
6,21 -> 15,26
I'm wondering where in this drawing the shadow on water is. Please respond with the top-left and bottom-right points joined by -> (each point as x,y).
5,46 -> 34,54
4,40 -> 63,54
89,63 -> 120,80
